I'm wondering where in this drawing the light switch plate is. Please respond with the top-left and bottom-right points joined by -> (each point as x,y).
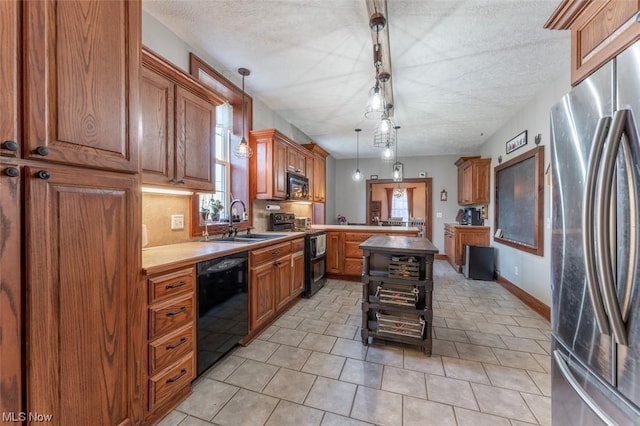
436,212 -> 443,218
171,214 -> 184,230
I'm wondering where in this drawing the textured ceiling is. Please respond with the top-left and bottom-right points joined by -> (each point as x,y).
143,0 -> 569,159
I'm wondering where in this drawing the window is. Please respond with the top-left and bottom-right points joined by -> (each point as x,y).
199,102 -> 232,225
391,188 -> 409,221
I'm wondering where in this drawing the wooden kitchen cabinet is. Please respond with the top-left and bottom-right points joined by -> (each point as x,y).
141,49 -> 220,191
306,153 -> 315,201
249,241 -> 296,333
25,165 -> 144,425
455,156 -> 490,205
3,1 -> 146,424
250,129 -> 290,200
287,146 -> 307,176
23,0 -> 140,173
326,232 -> 345,274
292,248 -> 305,296
444,223 -> 490,272
344,233 -> 376,276
303,143 -> 330,203
546,0 -> 640,85
146,266 -> 196,414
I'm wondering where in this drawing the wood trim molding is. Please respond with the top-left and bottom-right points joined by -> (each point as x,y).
495,274 -> 550,322
302,142 -> 330,158
435,254 -> 447,260
544,0 -> 591,29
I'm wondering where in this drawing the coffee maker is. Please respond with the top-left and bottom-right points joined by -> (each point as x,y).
462,207 -> 482,225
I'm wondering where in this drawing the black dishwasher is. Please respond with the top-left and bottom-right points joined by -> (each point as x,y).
196,251 -> 248,376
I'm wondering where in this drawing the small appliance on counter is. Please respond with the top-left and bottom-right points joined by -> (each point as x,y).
459,207 -> 482,225
295,216 -> 311,230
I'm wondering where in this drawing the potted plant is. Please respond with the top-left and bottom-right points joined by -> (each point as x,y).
208,199 -> 224,222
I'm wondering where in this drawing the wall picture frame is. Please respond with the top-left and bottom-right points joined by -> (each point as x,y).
370,174 -> 378,180
506,130 -> 528,154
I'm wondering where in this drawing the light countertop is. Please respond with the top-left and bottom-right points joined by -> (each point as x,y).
309,224 -> 419,232
142,232 -> 304,274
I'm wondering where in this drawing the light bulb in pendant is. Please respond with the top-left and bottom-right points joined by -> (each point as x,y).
380,116 -> 391,134
382,146 -> 393,159
393,167 -> 400,179
353,169 -> 362,181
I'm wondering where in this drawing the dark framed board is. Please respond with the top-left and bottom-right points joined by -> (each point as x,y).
494,146 -> 544,256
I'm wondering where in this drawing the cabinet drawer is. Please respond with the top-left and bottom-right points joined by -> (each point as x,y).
291,238 -> 304,253
149,294 -> 194,339
250,242 -> 291,265
345,232 -> 375,243
148,267 -> 195,303
149,353 -> 195,410
345,241 -> 363,259
149,324 -> 195,375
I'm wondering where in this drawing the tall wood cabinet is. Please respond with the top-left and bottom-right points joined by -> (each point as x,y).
455,156 -> 490,205
141,49 -> 220,191
250,129 -> 289,200
1,1 -> 145,423
303,143 -> 329,203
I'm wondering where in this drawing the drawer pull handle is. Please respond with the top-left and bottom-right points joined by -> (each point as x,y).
166,337 -> 187,350
166,280 -> 186,290
2,141 -> 18,151
4,167 -> 19,177
166,368 -> 187,384
274,261 -> 281,266
166,306 -> 187,317
271,249 -> 280,255
35,146 -> 49,156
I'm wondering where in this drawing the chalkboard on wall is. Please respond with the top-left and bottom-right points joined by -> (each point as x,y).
494,146 -> 544,256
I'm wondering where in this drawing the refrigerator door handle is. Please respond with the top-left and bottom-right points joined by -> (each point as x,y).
595,108 -> 627,346
619,115 -> 638,323
553,350 -> 617,426
582,116 -> 612,336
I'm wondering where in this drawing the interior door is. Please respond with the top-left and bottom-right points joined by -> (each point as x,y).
550,60 -> 613,384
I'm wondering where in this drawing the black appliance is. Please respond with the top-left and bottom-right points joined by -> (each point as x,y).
461,207 -> 482,225
196,252 -> 248,376
462,245 -> 494,281
287,172 -> 309,200
268,213 -> 327,297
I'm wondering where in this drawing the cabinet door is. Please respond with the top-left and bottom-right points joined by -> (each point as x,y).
23,0 -> 140,172
274,139 -> 288,198
275,254 -> 292,311
291,251 -> 305,296
326,232 -> 344,274
141,66 -> 175,186
461,164 -> 473,204
296,152 -> 306,177
306,155 -> 314,200
25,165 -> 143,424
0,0 -> 20,159
0,162 -> 22,416
249,262 -> 276,331
175,86 -> 215,191
314,155 -> 326,202
471,160 -> 490,204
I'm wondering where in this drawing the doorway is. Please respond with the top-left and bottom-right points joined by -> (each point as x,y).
365,178 -> 433,241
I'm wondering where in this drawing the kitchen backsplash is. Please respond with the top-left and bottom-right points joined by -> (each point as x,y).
142,193 -> 191,247
252,200 -> 313,231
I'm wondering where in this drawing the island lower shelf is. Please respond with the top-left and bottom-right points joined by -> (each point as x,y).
359,235 -> 438,355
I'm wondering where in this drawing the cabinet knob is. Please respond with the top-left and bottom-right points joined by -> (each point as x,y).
1,141 -> 18,151
4,167 -> 19,177
36,170 -> 50,180
35,146 -> 49,156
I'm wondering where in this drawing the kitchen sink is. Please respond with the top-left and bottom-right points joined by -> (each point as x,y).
209,233 -> 286,243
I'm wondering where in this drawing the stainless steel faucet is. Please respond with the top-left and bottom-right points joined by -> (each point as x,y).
228,199 -> 247,236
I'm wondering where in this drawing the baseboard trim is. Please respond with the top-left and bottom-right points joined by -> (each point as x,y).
435,254 -> 447,260
495,274 -> 550,321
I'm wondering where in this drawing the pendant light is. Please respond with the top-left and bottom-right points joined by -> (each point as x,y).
233,67 -> 253,158
353,129 -> 363,181
365,13 -> 387,120
373,103 -> 395,149
392,126 -> 403,182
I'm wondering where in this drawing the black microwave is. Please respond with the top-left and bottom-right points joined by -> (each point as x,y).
287,173 -> 309,200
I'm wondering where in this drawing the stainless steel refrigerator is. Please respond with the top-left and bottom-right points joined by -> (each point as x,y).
550,40 -> 640,425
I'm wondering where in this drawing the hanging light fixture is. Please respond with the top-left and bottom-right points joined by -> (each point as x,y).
353,129 -> 363,181
392,126 -> 403,182
233,67 -> 253,158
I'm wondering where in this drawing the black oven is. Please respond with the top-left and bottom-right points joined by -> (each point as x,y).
287,173 -> 309,201
196,252 -> 248,376
303,230 -> 326,298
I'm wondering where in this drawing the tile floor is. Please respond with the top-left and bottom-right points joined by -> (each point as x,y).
160,260 -> 552,426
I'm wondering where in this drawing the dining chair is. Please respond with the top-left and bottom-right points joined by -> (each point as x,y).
409,217 -> 425,237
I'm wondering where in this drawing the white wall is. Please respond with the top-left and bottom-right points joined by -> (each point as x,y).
479,70 -> 570,306
333,155 -> 461,252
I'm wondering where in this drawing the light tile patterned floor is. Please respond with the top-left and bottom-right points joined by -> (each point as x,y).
159,260 -> 551,426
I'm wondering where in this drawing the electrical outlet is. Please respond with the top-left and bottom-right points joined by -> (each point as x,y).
171,214 -> 184,230
514,266 -> 519,276
436,212 -> 443,218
